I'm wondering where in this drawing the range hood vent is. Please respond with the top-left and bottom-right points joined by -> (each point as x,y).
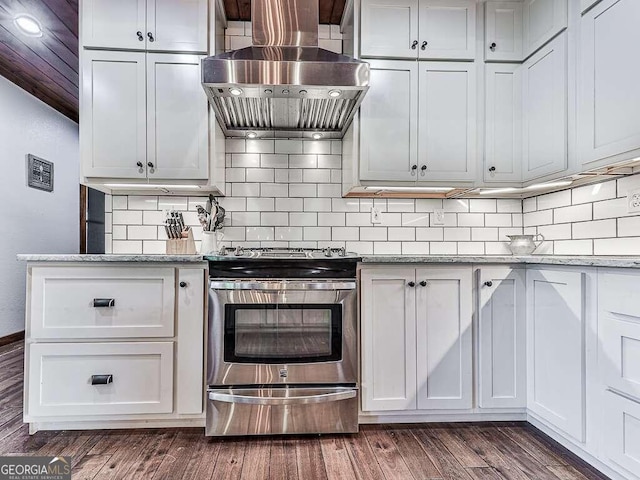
202,0 -> 369,139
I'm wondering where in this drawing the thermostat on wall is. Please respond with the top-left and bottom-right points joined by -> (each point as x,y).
27,154 -> 54,192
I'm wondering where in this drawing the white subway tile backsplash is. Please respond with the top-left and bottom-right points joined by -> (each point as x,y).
303,141 -> 331,155
431,242 -> 457,255
360,227 -> 387,241
261,154 -> 288,168
444,228 -> 471,242
303,169 -> 331,183
553,204 -> 592,224
288,169 -> 303,183
485,242 -> 512,255
572,181 -> 616,205
444,199 -> 469,213
469,199 -> 496,213
232,212 -> 260,226
112,196 -> 127,210
318,39 -> 342,54
112,225 -> 126,240
537,223 -> 572,240
246,198 -> 273,211
572,219 -> 617,239
594,237 -> 640,255
261,183 -> 289,197
554,240 -> 593,255
387,199 -> 415,213
112,240 -> 142,254
593,197 -> 631,220
331,198 -> 360,212
388,227 -> 415,241
231,153 -> 261,168
317,155 -> 341,169
232,183 -> 260,197
346,241 -> 373,254
113,210 -> 142,225
499,227 -> 524,241
471,228 -> 498,242
261,212 -> 289,226
276,198 -> 303,212
401,213 -> 429,227
246,227 -> 274,241
289,155 -> 317,169
484,213 -> 512,227
128,225 -> 157,240
289,183 -> 315,197
457,213 -> 485,227
245,139 -> 274,154
332,227 -> 359,241
617,174 -> 640,197
319,213 -> 346,226
225,139 -> 245,153
318,184 -> 342,198
105,195 -> 113,213
275,140 -> 303,154
496,199 -> 521,213
246,168 -> 274,183
290,213 -> 317,226
275,169 -> 289,183
617,216 -> 640,237
415,199 -> 443,212
458,242 -> 485,255
128,196 -> 158,210
402,242 -> 429,254
523,210 -> 553,227
416,228 -> 444,241
105,213 -> 112,234
536,190 -> 571,211
345,212 -> 371,226
380,213 -> 402,227
304,227 -> 331,241
304,198 -> 332,212
142,241 -> 166,255
226,168 -> 246,183
373,242 -> 402,255
522,197 -> 536,213
275,227 -> 303,241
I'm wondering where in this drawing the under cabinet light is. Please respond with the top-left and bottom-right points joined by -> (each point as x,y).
312,133 -> 323,140
104,184 -> 202,189
524,180 -> 573,190
479,187 -> 519,195
14,14 -> 43,37
364,186 -> 455,193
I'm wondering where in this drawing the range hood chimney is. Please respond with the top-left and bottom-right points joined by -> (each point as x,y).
201,0 -> 369,139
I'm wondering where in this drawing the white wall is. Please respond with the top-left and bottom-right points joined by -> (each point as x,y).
0,76 -> 79,337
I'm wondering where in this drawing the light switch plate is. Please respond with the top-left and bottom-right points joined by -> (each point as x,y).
370,207 -> 382,224
628,187 -> 640,213
432,208 -> 445,226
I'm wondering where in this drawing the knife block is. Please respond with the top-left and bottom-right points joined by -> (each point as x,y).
165,229 -> 196,255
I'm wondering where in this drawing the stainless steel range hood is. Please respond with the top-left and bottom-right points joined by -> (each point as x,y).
202,0 -> 369,139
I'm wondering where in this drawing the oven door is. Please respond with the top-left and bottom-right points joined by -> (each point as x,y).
207,280 -> 357,386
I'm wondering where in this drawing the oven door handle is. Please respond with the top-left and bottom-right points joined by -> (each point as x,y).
209,281 -> 356,291
208,389 -> 356,405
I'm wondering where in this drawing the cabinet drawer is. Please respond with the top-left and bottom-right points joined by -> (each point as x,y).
599,271 -> 640,319
30,266 -> 175,339
27,342 -> 174,417
600,315 -> 640,402
603,390 -> 640,478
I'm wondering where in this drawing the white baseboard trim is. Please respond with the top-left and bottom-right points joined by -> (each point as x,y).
527,414 -> 632,480
28,418 -> 206,435
359,411 -> 527,424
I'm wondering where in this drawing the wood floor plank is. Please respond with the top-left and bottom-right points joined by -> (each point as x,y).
239,437 -> 271,480
412,427 -> 474,480
210,438 -> 247,480
181,436 -> 223,480
149,430 -> 202,480
364,426 -> 419,480
72,454 -> 113,480
93,431 -> 155,480
547,465 -> 596,480
466,467 -> 508,480
122,429 -> 177,479
320,436 -> 358,480
500,426 -> 568,467
343,432 -> 387,480
295,436 -> 328,480
431,427 -> 489,468
269,438 -> 299,480
385,425 -> 443,479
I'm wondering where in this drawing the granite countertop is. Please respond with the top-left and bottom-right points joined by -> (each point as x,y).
360,255 -> 640,268
17,254 -> 207,263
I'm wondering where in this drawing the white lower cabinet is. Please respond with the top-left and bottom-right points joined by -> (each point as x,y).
603,390 -> 640,479
477,267 -> 526,409
526,269 -> 585,442
360,266 -> 472,412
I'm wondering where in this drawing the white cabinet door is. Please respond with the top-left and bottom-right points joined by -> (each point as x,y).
82,0 -> 146,50
485,2 -> 524,61
360,0 -> 419,58
523,0 -> 568,58
82,50 -> 147,179
360,61 -> 419,182
527,269 -> 585,442
603,390 -> 640,479
478,267 -> 526,409
418,62 -> 476,182
581,0 -> 602,13
579,0 -> 640,166
418,0 -> 476,60
361,268 -> 417,411
147,0 -> 208,53
522,33 -> 567,181
485,64 -> 522,183
147,54 -> 209,180
415,267 -> 472,409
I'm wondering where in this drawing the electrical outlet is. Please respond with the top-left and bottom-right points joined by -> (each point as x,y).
371,207 -> 382,224
432,208 -> 445,226
628,187 -> 640,213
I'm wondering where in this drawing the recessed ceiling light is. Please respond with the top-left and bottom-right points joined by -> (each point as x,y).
329,89 -> 342,98
14,14 -> 43,37
247,132 -> 258,139
229,87 -> 243,96
312,133 -> 323,140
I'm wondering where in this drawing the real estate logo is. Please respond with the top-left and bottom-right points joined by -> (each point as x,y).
0,456 -> 71,480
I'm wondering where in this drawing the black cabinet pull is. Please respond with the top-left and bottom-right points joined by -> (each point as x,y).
421,41 -> 427,50
419,280 -> 427,287
420,165 -> 427,171
147,32 -> 155,42
179,281 -> 187,288
411,165 -> 418,171
136,31 -> 144,41
489,42 -> 497,52
484,281 -> 493,287
136,161 -> 143,168
488,166 -> 496,172
91,374 -> 113,385
93,298 -> 115,308
147,162 -> 154,169
407,281 -> 416,288
411,40 -> 418,50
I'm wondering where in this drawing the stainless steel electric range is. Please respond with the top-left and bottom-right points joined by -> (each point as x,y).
205,247 -> 360,436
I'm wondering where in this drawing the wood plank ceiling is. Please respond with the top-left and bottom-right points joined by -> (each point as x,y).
0,0 -> 78,122
224,0 -> 347,24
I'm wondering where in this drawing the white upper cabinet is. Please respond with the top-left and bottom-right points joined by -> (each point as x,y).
478,267 -> 526,409
360,61 -> 418,181
485,64 -> 522,183
523,0 -> 568,58
146,54 -> 208,180
360,0 -> 419,59
415,267 -> 472,410
418,0 -> 476,60
360,0 -> 475,60
82,0 -> 207,53
527,269 -> 585,442
581,0 -> 602,14
579,0 -> 640,166
82,50 -> 147,179
418,62 -> 476,182
485,1 -> 524,61
522,33 -> 567,181
147,0 -> 208,53
361,268 -> 417,412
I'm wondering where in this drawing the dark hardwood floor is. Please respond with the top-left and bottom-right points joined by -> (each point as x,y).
0,341 -> 609,480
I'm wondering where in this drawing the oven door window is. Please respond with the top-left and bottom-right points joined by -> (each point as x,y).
224,304 -> 342,364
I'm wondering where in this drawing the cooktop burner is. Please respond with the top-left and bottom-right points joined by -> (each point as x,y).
208,246 -> 360,260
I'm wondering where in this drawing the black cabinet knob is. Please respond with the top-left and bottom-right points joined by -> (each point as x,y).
484,281 -> 493,287
147,32 -> 155,42
488,166 -> 496,172
411,40 -> 418,50
137,31 -> 144,41
147,162 -> 154,169
411,165 -> 417,170
407,281 -> 416,287
421,41 -> 427,50
136,161 -> 143,168
490,42 -> 497,52
421,165 -> 427,171
179,281 -> 187,288
419,280 -> 427,287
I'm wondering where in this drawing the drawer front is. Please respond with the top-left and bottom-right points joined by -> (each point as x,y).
604,390 -> 640,479
599,271 -> 640,319
601,315 -> 640,402
27,342 -> 174,417
31,266 -> 175,339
